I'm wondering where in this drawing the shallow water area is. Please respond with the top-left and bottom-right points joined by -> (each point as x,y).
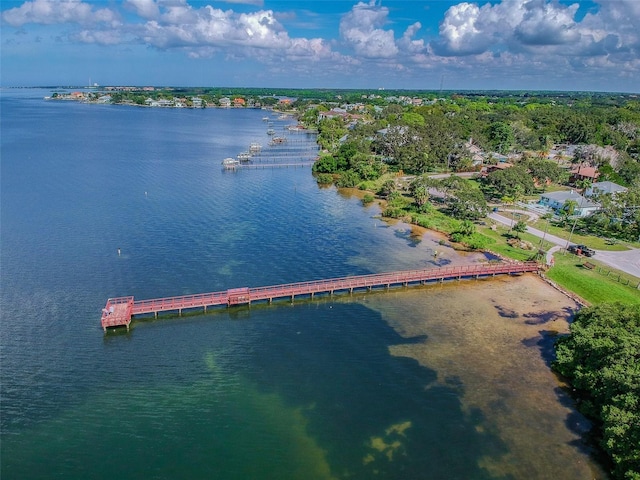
361,274 -> 606,479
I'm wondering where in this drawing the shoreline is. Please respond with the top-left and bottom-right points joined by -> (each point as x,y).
359,273 -> 607,479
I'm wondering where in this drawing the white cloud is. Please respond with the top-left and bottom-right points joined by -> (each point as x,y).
432,2 -> 490,55
2,0 -> 118,27
398,22 -> 426,54
133,7 -> 290,50
1,0 -> 638,90
339,1 -> 398,58
73,29 -> 125,45
432,0 -> 640,61
514,0 -> 580,45
124,0 -> 160,20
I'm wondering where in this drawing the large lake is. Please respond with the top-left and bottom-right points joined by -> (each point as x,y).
0,89 -> 605,479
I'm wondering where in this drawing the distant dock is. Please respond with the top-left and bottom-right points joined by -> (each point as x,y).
100,261 -> 540,331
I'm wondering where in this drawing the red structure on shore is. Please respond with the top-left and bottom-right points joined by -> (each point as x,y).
101,261 -> 540,331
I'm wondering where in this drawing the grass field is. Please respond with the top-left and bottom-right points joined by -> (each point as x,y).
529,220 -> 634,251
545,254 -> 640,305
478,224 -> 640,305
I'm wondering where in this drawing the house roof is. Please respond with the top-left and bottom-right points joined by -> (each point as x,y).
587,181 -> 627,195
570,164 -> 599,179
491,162 -> 513,169
540,190 -> 600,209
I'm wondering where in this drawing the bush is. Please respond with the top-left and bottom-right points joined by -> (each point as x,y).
362,194 -> 375,205
315,173 -> 334,185
335,169 -> 361,188
312,155 -> 338,173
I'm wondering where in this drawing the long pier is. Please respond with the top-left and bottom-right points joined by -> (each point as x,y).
100,261 -> 540,331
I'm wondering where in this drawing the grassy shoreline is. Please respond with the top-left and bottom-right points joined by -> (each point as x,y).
353,183 -> 640,305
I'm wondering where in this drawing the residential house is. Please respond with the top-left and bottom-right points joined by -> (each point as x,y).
145,98 -> 173,107
219,97 -> 231,108
539,190 -> 600,217
233,98 -> 246,107
318,108 -> 347,121
570,163 -> 599,183
481,162 -> 513,177
465,139 -> 484,166
585,181 -> 627,198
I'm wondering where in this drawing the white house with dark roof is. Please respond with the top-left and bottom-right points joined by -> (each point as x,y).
539,190 -> 600,217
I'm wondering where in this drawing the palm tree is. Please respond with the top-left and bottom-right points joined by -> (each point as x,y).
554,151 -> 565,165
575,178 -> 592,194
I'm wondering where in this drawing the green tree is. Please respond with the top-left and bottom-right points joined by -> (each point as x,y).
335,169 -> 361,188
512,220 -> 527,238
447,186 -> 488,220
562,199 -> 578,216
409,175 -> 434,207
487,121 -> 514,154
379,179 -> 397,198
483,166 -> 535,199
523,158 -> 565,187
457,220 -> 476,236
312,155 -> 338,174
554,303 -> 640,480
402,112 -> 426,128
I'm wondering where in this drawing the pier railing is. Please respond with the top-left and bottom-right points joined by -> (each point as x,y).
102,261 -> 540,331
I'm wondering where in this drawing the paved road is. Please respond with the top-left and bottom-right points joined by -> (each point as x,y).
591,249 -> 640,278
488,212 -> 640,278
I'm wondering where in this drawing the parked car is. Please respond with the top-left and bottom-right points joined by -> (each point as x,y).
567,244 -> 595,257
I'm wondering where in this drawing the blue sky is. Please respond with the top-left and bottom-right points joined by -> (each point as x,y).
1,0 -> 638,92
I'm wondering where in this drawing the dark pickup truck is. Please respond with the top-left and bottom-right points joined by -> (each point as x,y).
567,244 -> 595,257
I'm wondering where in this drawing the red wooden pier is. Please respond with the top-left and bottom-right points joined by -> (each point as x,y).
101,261 -> 540,331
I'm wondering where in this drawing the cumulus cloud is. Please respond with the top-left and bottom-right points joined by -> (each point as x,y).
339,1 -> 398,58
117,2 -> 341,66
2,0 -> 119,27
124,0 -> 160,20
514,0 -> 580,45
398,22 -> 427,54
432,0 -> 640,61
432,2 -> 491,55
133,7 -> 291,50
2,0 -> 638,89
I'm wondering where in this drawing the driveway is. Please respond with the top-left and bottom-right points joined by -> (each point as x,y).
487,212 -> 640,278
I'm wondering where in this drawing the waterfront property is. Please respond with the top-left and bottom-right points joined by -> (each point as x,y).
101,261 -> 540,331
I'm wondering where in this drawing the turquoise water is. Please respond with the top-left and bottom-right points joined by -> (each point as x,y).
0,89 -> 601,479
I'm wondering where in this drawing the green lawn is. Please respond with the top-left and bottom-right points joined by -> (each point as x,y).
478,224 -> 554,261
478,224 -> 640,305
545,254 -> 640,305
529,220 -> 635,251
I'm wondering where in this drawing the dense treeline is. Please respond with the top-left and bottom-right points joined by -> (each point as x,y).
553,303 -> 640,480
